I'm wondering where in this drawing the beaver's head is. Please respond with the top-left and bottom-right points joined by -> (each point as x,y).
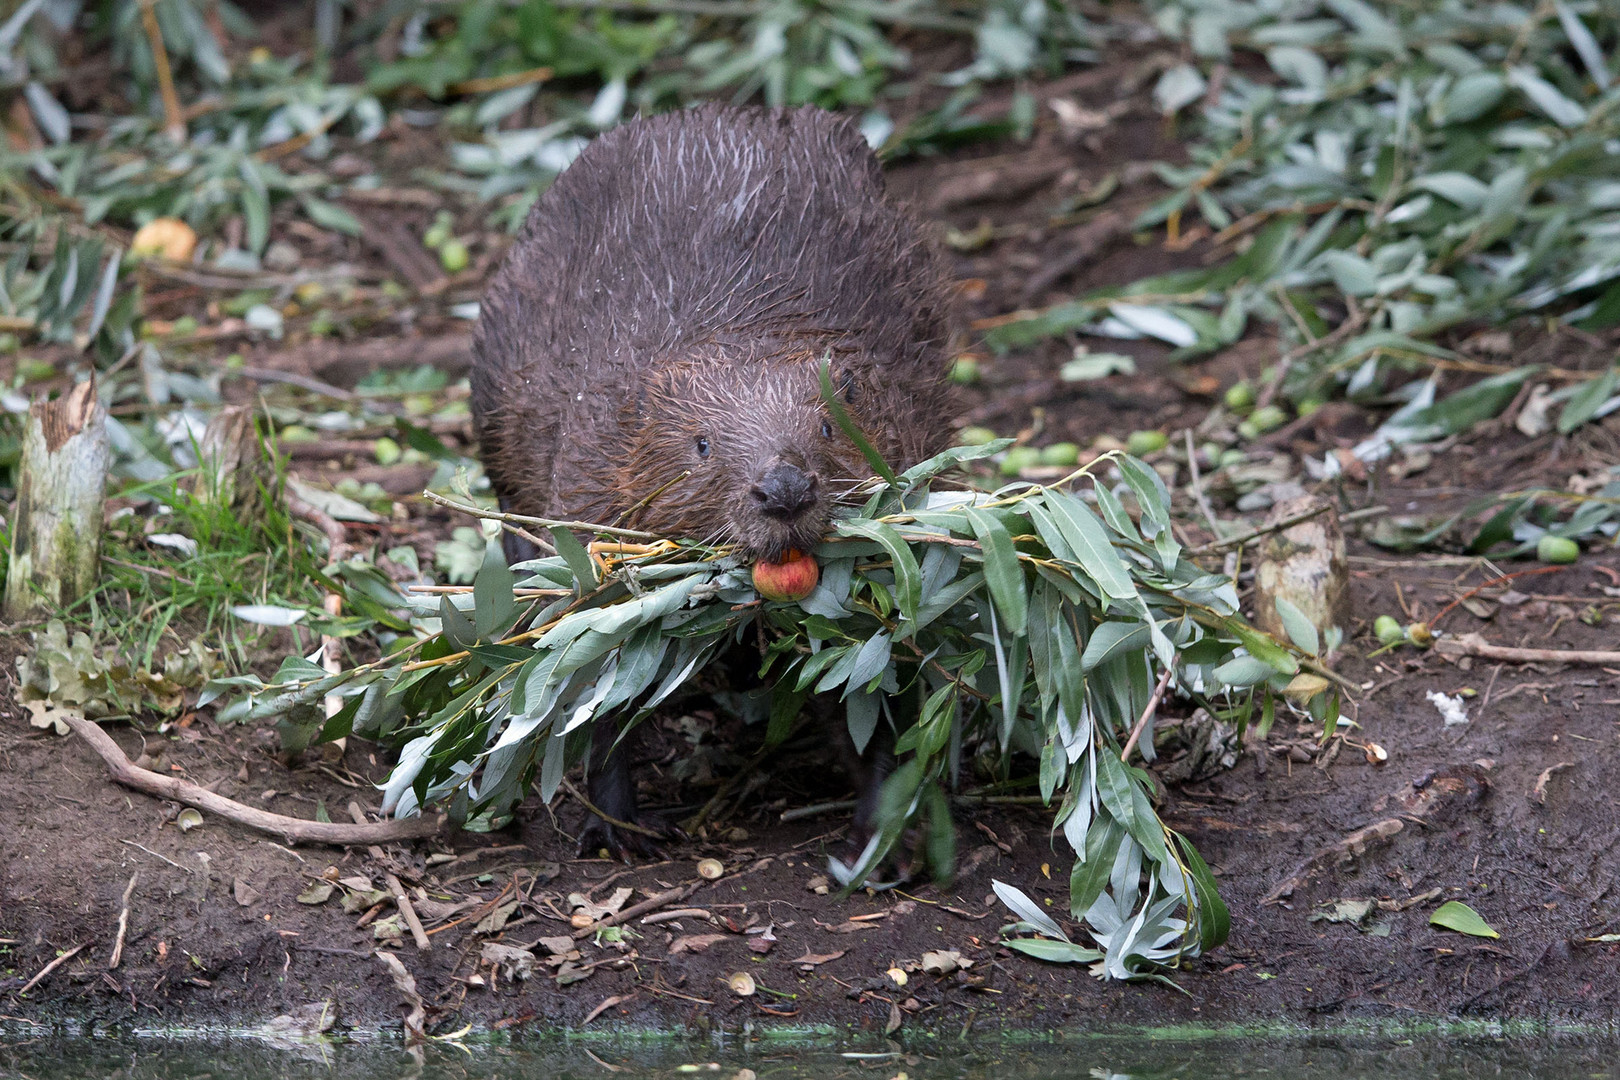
620,351 -> 880,560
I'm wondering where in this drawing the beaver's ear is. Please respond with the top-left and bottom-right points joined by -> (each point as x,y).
837,368 -> 858,404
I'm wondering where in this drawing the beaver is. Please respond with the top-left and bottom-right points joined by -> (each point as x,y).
471,104 -> 955,855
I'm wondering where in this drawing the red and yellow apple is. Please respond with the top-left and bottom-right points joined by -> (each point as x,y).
751,548 -> 819,602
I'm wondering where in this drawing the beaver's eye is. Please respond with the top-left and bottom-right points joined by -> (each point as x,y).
695,436 -> 710,458
820,419 -> 833,439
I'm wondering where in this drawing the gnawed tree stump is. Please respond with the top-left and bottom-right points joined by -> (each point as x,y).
5,379 -> 110,621
188,403 -> 273,515
1253,494 -> 1347,648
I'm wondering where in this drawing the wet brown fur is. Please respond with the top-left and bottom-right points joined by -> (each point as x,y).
472,104 -> 954,559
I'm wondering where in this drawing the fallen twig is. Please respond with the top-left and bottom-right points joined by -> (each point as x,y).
15,942 -> 88,997
344,802 -> 430,950
582,991 -> 634,1026
1187,502 -> 1331,557
779,799 -> 857,822
447,65 -> 554,95
138,0 -> 185,142
573,884 -> 698,940
1256,305 -> 1371,410
1120,665 -> 1175,763
561,777 -> 664,841
1431,566 -> 1566,627
64,716 -> 441,845
119,839 -> 191,872
375,952 -> 427,1044
1434,634 -> 1620,667
640,908 -> 713,926
1184,430 -> 1221,537
108,873 -> 138,970
1261,818 -> 1404,905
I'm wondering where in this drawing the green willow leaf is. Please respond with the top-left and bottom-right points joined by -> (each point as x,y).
963,505 -> 1028,635
1558,366 -> 1618,434
1002,937 -> 1102,964
819,356 -> 899,488
1173,830 -> 1231,953
1430,900 -> 1499,939
836,520 -> 920,626
1041,490 -> 1137,605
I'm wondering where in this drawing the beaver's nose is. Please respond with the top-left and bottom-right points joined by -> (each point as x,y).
751,463 -> 819,519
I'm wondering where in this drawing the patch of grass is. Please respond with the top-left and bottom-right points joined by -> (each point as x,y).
68,445 -> 328,672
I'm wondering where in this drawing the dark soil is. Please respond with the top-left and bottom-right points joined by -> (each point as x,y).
4,55 -> 1620,1037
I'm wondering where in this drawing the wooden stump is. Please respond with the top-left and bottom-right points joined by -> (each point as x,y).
5,379 -> 110,621
189,403 -> 271,514
1253,495 -> 1347,647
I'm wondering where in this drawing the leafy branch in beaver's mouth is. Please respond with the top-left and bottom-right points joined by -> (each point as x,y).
207,443 -> 1338,981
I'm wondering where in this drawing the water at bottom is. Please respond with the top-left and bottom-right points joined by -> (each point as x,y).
2,1032 -> 1619,1080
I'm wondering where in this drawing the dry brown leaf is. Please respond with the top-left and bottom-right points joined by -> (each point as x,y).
669,933 -> 730,955
792,948 -> 847,970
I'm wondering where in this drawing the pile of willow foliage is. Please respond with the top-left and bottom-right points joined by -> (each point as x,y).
212,433 -> 1337,979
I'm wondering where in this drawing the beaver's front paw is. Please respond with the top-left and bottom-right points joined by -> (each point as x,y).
578,810 -> 683,862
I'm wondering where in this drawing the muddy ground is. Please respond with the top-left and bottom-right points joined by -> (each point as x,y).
3,51 -> 1620,1036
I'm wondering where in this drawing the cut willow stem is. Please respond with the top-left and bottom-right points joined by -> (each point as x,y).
5,379 -> 110,621
64,715 -> 442,845
1120,665 -> 1175,763
15,942 -> 88,997
422,490 -> 655,544
562,777 -> 664,840
139,0 -> 186,143
572,883 -> 698,941
346,802 -> 431,950
1186,502 -> 1332,557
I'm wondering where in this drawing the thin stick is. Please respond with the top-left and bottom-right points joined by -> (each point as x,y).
1187,502 -> 1331,557
15,943 -> 88,997
1433,636 -> 1620,667
108,873 -> 139,970
1183,429 -> 1220,536
101,556 -> 196,586
779,799 -> 857,822
64,715 -> 441,845
561,777 -> 663,840
138,0 -> 185,143
345,802 -> 430,951
1256,306 -> 1371,410
119,839 -> 191,872
446,65 -> 553,96
1120,666 -> 1175,763
423,490 -> 659,541
572,884 -> 698,940
1431,565 -> 1565,627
